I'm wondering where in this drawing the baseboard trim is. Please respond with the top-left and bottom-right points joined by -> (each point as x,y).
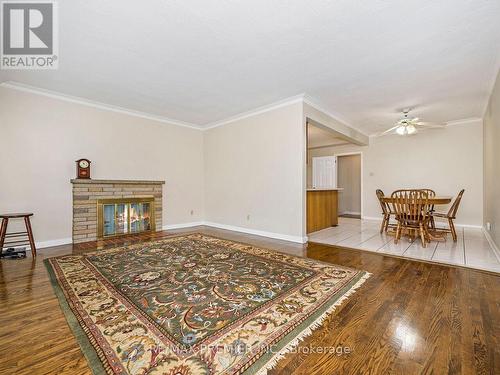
361,216 -> 483,229
483,227 -> 500,263
360,216 -> 384,221
340,211 -> 361,216
203,222 -> 307,244
36,237 -> 72,249
33,222 -> 307,250
162,221 -> 205,230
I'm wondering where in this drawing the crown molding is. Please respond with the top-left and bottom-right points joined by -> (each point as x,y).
0,81 -> 203,130
1,81 -> 365,137
202,94 -> 306,130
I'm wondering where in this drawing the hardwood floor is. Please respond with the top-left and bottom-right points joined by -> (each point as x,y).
0,226 -> 498,374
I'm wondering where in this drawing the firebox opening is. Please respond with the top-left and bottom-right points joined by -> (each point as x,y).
97,198 -> 155,238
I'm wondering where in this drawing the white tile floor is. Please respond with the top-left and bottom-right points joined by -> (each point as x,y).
309,217 -> 500,273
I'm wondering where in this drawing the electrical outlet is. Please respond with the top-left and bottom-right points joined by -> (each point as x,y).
486,222 -> 491,231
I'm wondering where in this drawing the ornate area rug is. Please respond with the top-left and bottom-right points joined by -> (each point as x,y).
45,233 -> 369,375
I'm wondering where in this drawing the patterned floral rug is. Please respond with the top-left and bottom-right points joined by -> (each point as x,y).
45,233 -> 369,375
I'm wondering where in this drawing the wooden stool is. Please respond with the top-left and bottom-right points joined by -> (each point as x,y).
0,213 -> 37,257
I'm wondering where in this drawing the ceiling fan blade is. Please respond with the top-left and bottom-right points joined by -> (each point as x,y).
374,125 -> 400,137
421,125 -> 447,130
415,123 -> 446,128
415,121 -> 446,126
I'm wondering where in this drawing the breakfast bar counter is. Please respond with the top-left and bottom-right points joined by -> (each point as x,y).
306,188 -> 342,233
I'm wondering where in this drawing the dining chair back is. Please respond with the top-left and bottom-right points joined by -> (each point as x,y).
420,189 -> 436,228
376,189 -> 388,214
448,189 -> 465,219
376,189 -> 392,233
391,189 -> 430,247
391,189 -> 430,223
419,189 -> 436,198
430,189 -> 465,242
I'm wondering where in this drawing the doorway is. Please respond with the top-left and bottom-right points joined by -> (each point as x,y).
336,153 -> 362,219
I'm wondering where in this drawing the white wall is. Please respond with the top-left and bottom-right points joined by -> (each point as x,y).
484,70 -> 500,248
204,102 -> 305,242
0,85 -> 486,247
0,87 -> 205,246
309,121 -> 484,227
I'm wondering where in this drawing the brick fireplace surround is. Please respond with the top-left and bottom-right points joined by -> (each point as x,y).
71,179 -> 164,244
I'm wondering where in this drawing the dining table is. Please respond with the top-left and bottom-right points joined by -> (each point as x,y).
381,195 -> 453,242
381,196 -> 452,205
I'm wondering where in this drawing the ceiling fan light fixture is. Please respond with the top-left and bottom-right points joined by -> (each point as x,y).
407,124 -> 417,134
396,125 -> 406,135
379,110 -> 442,138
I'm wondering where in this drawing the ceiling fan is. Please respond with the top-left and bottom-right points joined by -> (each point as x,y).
376,109 -> 446,137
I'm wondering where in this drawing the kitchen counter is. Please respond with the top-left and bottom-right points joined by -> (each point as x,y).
306,188 -> 344,191
306,189 -> 339,233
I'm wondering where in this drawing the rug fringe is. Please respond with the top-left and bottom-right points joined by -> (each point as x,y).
255,272 -> 371,375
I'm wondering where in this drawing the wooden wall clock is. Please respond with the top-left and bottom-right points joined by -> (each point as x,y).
76,158 -> 91,179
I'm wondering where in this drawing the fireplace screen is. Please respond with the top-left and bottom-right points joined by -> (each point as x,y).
97,198 -> 155,238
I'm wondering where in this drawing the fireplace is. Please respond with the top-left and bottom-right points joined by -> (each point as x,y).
97,198 -> 155,238
71,179 -> 164,243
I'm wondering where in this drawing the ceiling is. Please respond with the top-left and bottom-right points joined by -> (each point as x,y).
1,0 -> 499,133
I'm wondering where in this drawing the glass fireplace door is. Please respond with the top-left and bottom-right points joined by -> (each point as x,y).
130,202 -> 151,233
98,198 -> 154,238
103,203 -> 129,236
115,204 -> 129,235
103,204 -> 116,236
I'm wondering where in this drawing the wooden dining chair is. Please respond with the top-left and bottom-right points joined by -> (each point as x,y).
420,189 -> 436,229
391,189 -> 430,247
430,189 -> 465,242
376,189 -> 394,233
